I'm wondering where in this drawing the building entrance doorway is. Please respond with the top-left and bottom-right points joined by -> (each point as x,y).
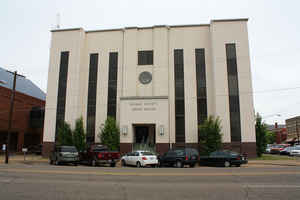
133,124 -> 155,151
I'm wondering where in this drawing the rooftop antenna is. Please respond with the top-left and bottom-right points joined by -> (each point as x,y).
56,13 -> 60,29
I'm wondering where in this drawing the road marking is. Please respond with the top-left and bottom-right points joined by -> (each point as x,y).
1,168 -> 300,176
247,185 -> 300,188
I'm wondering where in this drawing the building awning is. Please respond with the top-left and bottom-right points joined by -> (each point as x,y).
285,138 -> 296,142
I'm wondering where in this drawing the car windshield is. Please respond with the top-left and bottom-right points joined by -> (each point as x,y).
141,152 -> 154,156
61,146 -> 77,152
93,148 -> 106,152
223,150 -> 238,156
174,150 -> 185,156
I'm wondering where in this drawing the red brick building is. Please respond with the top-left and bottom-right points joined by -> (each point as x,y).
0,67 -> 45,152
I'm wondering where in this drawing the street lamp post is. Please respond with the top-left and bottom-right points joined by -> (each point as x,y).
2,70 -> 25,164
5,71 -> 17,164
296,120 -> 300,145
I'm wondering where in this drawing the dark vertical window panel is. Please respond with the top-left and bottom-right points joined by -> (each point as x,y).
174,49 -> 185,143
195,48 -> 207,125
138,51 -> 153,65
107,52 -> 118,119
86,53 -> 99,144
226,44 -> 241,142
55,51 -> 69,139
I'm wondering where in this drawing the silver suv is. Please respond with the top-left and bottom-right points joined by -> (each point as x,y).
49,146 -> 79,166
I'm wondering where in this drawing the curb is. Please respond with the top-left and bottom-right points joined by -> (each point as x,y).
248,162 -> 300,167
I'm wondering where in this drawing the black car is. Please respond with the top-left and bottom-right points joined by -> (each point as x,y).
158,148 -> 199,168
199,150 -> 247,167
27,144 -> 42,155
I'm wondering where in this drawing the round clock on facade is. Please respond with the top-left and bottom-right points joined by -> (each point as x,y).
139,71 -> 152,84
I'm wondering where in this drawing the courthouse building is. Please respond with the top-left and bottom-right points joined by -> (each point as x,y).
42,18 -> 256,157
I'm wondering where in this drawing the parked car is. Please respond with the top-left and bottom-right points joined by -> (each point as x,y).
265,144 -> 274,154
158,148 -> 199,168
280,146 -> 298,156
121,151 -> 158,168
27,144 -> 42,155
49,146 -> 79,165
199,150 -> 247,167
290,146 -> 300,157
270,144 -> 290,154
79,144 -> 120,167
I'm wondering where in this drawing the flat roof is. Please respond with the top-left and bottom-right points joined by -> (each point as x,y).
51,18 -> 248,33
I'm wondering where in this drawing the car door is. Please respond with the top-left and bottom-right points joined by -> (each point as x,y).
126,153 -> 134,165
163,151 -> 173,165
132,152 -> 139,165
167,151 -> 177,165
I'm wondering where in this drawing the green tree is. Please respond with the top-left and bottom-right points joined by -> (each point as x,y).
73,117 -> 86,152
255,113 -> 268,157
98,117 -> 120,151
198,116 -> 223,155
266,131 -> 276,144
57,120 -> 73,146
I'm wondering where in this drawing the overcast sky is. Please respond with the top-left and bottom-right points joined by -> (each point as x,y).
1,0 -> 300,125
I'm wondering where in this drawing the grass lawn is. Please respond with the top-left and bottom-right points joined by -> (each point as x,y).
250,154 -> 298,160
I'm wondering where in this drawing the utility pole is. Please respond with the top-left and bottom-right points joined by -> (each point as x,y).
296,120 -> 300,145
5,70 -> 25,164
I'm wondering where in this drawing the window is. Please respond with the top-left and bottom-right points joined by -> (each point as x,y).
55,51 -> 69,139
175,150 -> 185,156
226,44 -> 241,142
107,52 -> 118,119
174,49 -> 185,143
138,50 -> 153,65
86,53 -> 99,143
195,48 -> 207,125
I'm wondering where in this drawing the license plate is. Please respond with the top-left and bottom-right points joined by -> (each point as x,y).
150,157 -> 154,160
108,159 -> 112,162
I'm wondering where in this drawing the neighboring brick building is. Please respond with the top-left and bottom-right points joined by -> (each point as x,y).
0,67 -> 45,152
286,116 -> 300,144
267,123 -> 287,144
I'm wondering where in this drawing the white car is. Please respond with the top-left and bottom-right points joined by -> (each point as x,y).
121,151 -> 158,168
290,146 -> 300,157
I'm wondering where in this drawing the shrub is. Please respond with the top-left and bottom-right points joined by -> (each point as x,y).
198,116 -> 223,155
98,117 -> 120,151
255,113 -> 268,157
73,117 -> 86,152
57,120 -> 73,146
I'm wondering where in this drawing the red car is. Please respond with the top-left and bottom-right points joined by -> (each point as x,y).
79,144 -> 120,167
270,144 -> 290,154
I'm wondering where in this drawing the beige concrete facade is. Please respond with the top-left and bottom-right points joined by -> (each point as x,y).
43,19 -> 256,154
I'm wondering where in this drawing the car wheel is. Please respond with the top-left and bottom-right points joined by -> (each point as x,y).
73,163 -> 78,166
157,160 -> 162,167
224,161 -> 231,167
91,160 -> 97,167
176,160 -> 183,168
110,163 -> 116,167
49,159 -> 53,165
55,160 -> 59,166
121,160 -> 126,167
189,163 -> 196,168
136,161 -> 141,168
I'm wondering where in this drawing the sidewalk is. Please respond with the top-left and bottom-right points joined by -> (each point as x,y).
0,154 -> 48,165
248,159 -> 300,167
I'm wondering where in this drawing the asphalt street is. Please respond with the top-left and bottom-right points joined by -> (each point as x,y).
0,163 -> 300,200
